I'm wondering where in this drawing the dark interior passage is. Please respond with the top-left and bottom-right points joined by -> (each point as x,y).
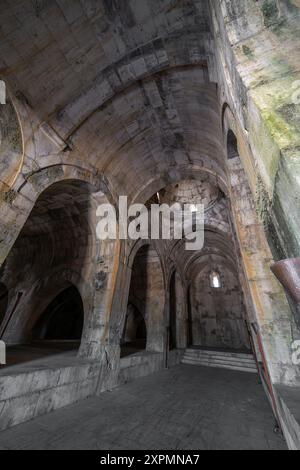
1,286 -> 84,369
227,130 -> 239,159
120,247 -> 149,358
0,180 -> 94,369
33,286 -> 84,341
121,303 -> 147,358
121,245 -> 165,358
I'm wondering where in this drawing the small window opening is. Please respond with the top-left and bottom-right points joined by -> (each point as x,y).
210,272 -> 221,289
227,130 -> 239,159
189,204 -> 197,213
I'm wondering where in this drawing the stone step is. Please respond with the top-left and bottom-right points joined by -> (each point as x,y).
184,349 -> 253,360
183,353 -> 255,365
182,356 -> 256,368
182,359 -> 258,374
181,348 -> 257,374
183,357 -> 256,368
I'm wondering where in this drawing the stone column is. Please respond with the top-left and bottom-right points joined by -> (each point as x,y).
228,156 -> 298,385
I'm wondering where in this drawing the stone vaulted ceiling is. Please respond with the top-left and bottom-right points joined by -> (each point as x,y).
0,0 -> 299,259
0,0 -> 226,202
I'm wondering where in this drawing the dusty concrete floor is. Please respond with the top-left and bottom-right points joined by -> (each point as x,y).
0,365 -> 287,450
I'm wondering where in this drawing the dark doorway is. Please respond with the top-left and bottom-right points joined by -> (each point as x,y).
227,130 -> 239,159
1,286 -> 84,369
33,286 -> 84,341
121,303 -> 147,358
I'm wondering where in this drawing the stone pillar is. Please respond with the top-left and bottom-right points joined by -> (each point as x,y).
228,156 -> 298,385
95,244 -> 132,393
175,273 -> 188,349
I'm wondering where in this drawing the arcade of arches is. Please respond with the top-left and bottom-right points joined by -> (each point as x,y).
0,0 -> 299,450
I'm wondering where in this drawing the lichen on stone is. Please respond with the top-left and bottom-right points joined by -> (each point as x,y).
0,100 -> 22,153
0,188 -> 17,204
263,111 -> 294,146
242,45 -> 255,60
0,98 -> 23,188
261,0 -> 279,27
277,103 -> 300,129
255,175 -> 272,229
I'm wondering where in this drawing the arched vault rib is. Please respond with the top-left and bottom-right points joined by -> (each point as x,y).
166,228 -> 237,282
0,1 -> 218,200
59,63 -> 209,143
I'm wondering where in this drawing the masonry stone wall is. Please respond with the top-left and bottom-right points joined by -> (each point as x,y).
191,260 -> 250,351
